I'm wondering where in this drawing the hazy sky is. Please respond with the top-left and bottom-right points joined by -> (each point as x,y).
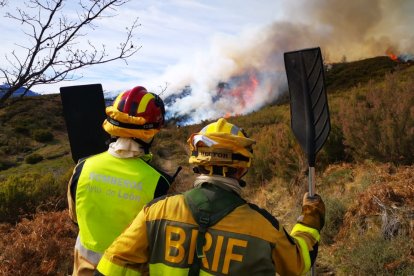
1,0 -> 413,123
0,0 -> 286,94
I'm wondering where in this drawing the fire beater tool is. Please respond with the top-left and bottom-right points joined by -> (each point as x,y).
60,83 -> 182,182
60,84 -> 110,163
284,47 -> 331,275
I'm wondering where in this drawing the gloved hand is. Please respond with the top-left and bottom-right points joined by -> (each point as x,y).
297,192 -> 325,231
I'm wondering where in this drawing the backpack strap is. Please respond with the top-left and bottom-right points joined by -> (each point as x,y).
184,183 -> 245,276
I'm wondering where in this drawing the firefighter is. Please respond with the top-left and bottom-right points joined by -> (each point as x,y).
96,118 -> 325,276
67,86 -> 173,275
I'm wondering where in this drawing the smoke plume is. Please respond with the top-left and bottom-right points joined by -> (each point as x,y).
158,0 -> 414,125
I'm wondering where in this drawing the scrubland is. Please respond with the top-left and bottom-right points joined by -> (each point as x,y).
0,57 -> 413,275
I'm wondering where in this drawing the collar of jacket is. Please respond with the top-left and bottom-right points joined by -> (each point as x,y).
193,174 -> 242,195
108,137 -> 146,158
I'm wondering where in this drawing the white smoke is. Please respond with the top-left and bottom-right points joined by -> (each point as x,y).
155,0 -> 414,125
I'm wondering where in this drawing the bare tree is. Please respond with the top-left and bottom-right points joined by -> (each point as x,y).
0,0 -> 140,107
158,82 -> 169,96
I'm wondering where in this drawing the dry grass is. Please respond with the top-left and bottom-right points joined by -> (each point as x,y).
250,162 -> 414,275
338,165 -> 414,240
321,163 -> 414,275
0,60 -> 413,275
0,211 -> 77,276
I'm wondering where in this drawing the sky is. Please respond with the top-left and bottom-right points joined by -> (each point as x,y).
0,0 -> 413,123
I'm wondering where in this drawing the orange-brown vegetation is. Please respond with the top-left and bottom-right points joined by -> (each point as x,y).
0,56 -> 413,275
339,164 -> 414,240
0,211 -> 77,276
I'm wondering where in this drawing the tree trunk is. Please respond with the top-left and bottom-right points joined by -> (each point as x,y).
0,87 -> 18,107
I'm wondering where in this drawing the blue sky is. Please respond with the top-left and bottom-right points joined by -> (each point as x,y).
0,0 -> 286,94
1,0 -> 413,123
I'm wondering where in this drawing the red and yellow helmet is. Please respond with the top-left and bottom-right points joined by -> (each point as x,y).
187,118 -> 255,173
102,86 -> 165,142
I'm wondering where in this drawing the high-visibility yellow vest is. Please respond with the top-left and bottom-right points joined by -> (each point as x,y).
75,151 -> 163,253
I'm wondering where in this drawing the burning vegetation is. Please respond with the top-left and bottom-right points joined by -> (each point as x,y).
162,72 -> 282,125
386,47 -> 414,63
0,56 -> 413,275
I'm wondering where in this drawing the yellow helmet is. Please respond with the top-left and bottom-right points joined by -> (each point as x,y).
102,86 -> 165,142
187,118 -> 255,175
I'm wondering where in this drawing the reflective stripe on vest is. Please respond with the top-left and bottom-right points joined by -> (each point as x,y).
98,255 -> 142,276
290,223 -> 321,274
76,151 -> 161,253
98,256 -> 214,276
75,235 -> 102,265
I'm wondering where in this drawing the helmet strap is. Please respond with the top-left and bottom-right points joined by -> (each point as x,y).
106,137 -> 117,146
107,116 -> 161,130
132,138 -> 153,154
211,165 -> 228,176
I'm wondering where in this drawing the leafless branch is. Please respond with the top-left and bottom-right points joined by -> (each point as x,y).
0,0 -> 140,107
158,82 -> 169,96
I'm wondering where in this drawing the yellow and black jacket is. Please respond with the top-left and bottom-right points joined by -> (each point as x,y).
97,184 -> 320,276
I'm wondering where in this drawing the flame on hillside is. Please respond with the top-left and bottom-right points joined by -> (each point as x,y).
386,47 -> 399,61
216,70 -> 259,118
158,0 -> 414,125
385,47 -> 414,63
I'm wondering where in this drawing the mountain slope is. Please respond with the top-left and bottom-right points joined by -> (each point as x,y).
0,84 -> 40,97
0,56 -> 413,275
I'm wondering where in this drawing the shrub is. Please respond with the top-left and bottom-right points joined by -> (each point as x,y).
0,157 -> 16,171
13,125 -> 30,135
25,153 -> 44,164
335,234 -> 414,275
338,74 -> 414,164
320,166 -> 354,189
0,211 -> 77,275
249,123 -> 306,185
320,197 -> 346,245
231,106 -> 286,135
318,124 -> 348,165
0,136 -> 32,155
33,129 -> 54,143
0,172 -> 68,223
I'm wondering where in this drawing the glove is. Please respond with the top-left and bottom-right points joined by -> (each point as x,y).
297,192 -> 325,231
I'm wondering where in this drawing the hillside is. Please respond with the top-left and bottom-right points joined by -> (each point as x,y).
0,57 -> 413,275
325,56 -> 400,92
0,84 -> 40,98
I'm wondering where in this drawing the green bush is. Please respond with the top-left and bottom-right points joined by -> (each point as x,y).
338,74 -> 414,164
25,153 -> 44,164
318,124 -> 348,165
249,123 -> 305,184
335,234 -> 414,275
320,167 -> 354,187
13,126 -> 30,135
325,56 -> 396,92
320,197 -> 346,245
0,171 -> 69,223
0,136 -> 32,155
32,129 -> 54,142
0,158 -> 16,171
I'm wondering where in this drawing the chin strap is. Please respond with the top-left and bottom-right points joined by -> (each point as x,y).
106,116 -> 161,130
132,138 -> 153,154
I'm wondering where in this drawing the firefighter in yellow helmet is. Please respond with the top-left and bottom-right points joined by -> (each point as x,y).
96,118 -> 325,276
67,86 -> 173,275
